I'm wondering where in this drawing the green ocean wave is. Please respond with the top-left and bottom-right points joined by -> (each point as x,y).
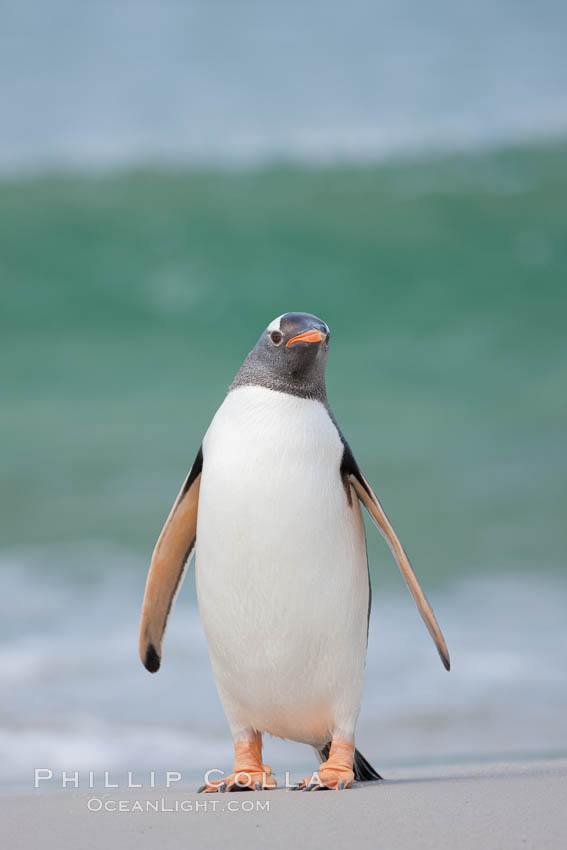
1,141 -> 566,581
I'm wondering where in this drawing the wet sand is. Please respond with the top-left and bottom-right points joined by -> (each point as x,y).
2,760 -> 565,850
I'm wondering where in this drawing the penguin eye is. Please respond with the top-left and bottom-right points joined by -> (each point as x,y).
270,331 -> 283,346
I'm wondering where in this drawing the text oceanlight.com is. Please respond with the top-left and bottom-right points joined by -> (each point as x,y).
87,798 -> 270,813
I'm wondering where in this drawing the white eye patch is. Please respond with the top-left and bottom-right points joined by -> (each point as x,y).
266,314 -> 287,333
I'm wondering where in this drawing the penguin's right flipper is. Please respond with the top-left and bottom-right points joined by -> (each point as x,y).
138,446 -> 203,673
348,466 -> 451,672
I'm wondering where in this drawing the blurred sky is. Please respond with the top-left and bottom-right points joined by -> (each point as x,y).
1,0 -> 567,171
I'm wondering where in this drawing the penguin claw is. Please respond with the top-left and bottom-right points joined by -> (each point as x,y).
198,767 -> 277,792
295,766 -> 354,791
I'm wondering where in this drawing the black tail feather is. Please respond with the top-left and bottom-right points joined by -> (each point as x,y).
353,748 -> 382,781
316,743 -> 382,782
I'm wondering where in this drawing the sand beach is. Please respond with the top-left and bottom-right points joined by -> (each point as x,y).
3,760 -> 565,850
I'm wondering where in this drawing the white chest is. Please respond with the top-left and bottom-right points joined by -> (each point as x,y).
196,384 -> 367,605
193,385 -> 369,741
199,385 -> 344,541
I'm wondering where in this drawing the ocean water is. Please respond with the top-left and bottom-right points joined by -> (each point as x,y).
2,144 -> 566,572
1,142 -> 566,791
1,0 -> 567,792
1,545 -> 566,792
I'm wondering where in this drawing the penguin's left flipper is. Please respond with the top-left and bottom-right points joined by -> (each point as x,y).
139,447 -> 203,673
349,467 -> 451,671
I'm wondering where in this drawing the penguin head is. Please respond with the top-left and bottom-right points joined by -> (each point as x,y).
232,312 -> 331,399
257,313 -> 329,382
264,311 -> 329,367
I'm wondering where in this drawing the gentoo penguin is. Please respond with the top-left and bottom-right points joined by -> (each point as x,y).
139,312 -> 450,792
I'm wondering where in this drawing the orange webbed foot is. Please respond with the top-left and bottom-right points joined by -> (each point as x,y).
292,737 -> 355,791
197,733 -> 277,793
292,768 -> 354,791
198,768 -> 277,793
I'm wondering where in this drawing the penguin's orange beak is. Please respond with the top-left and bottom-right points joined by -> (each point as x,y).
286,329 -> 326,348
